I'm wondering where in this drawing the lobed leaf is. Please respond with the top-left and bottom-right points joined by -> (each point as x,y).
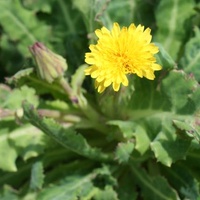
5,68 -> 34,85
131,165 -> 179,200
161,164 -> 200,200
126,70 -> 198,166
94,186 -> 118,200
161,70 -> 196,112
155,0 -> 195,59
37,174 -> 95,200
2,85 -> 38,110
0,0 -> 51,55
0,124 -> 18,172
180,26 -> 200,82
0,122 -> 45,172
21,0 -> 53,13
154,42 -> 177,70
151,119 -> 191,167
115,142 -> 134,163
22,101 -> 111,162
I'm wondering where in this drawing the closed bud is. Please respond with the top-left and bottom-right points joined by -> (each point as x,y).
29,42 -> 67,83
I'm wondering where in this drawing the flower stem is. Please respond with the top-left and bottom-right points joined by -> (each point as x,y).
59,77 -> 78,103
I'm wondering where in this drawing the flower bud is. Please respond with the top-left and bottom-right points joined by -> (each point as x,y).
29,42 -> 67,83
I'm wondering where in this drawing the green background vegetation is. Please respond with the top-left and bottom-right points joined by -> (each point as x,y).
1,0 -> 200,199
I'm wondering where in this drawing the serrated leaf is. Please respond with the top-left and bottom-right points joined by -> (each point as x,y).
0,84 -> 11,106
101,0 -> 135,28
161,70 -> 196,112
154,42 -> 176,70
30,161 -> 44,190
125,69 -> 198,166
115,142 -> 134,163
22,101 -> 111,162
155,0 -> 195,59
132,125 -> 151,155
37,173 -> 95,200
151,119 -> 191,167
173,118 -> 200,143
107,120 -> 135,139
21,0 -> 53,13
6,68 -> 34,85
180,26 -> 200,82
0,124 -> 18,172
9,124 -> 45,161
173,120 -> 194,132
0,185 -> 19,200
94,186 -> 118,200
161,164 -> 199,200
131,166 -> 179,200
0,121 -> 45,172
2,85 -> 38,110
72,0 -> 91,18
0,0 -> 51,55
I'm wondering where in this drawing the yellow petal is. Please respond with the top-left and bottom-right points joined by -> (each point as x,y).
111,23 -> 120,38
104,79 -> 112,87
84,22 -> 162,93
122,75 -> 128,86
152,63 -> 162,70
113,82 -> 120,91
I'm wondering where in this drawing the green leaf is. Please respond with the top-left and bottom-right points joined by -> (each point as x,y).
180,26 -> 200,81
71,64 -> 87,94
161,164 -> 200,200
30,161 -> 44,190
5,68 -> 34,85
173,119 -> 200,143
115,142 -> 134,163
37,172 -> 96,200
190,84 -> 200,111
94,186 -> 118,200
0,122 -> 18,172
0,84 -> 11,106
22,101 -> 111,162
131,165 -> 179,200
125,70 -> 198,166
161,70 -> 196,112
0,121 -> 45,172
100,0 -> 134,27
117,169 -> 137,200
38,181 -> 93,200
155,0 -> 195,59
173,117 -> 200,142
2,85 -> 38,110
72,0 -> 91,18
154,42 -> 176,70
0,0 -> 51,55
151,119 -> 191,167
9,124 -> 45,161
21,0 -> 53,13
71,64 -> 87,106
107,120 -> 135,139
0,185 -> 19,200
132,125 -> 151,155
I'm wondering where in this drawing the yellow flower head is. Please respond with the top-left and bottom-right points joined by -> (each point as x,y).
85,23 -> 162,93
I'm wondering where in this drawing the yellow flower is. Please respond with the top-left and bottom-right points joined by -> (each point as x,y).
85,23 -> 162,93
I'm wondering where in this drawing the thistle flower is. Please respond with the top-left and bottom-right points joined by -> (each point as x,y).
29,42 -> 67,83
85,23 -> 162,93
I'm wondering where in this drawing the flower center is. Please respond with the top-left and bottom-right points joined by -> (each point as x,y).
114,53 -> 132,74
